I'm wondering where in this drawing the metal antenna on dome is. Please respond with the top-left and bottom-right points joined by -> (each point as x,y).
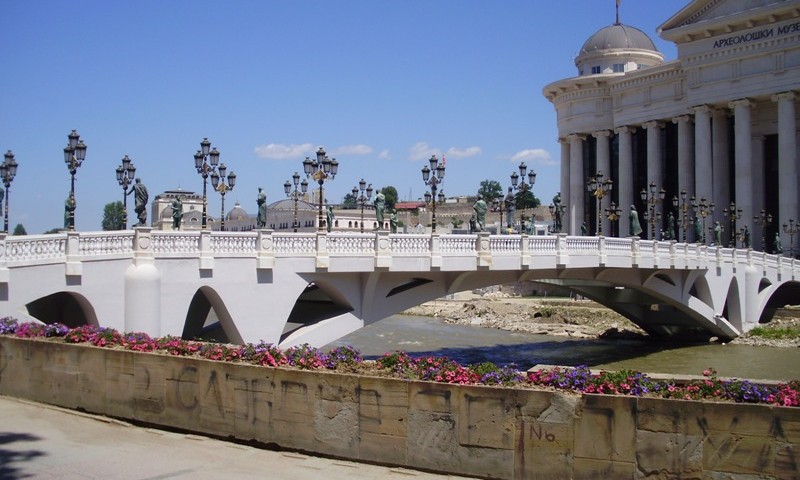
615,0 -> 621,25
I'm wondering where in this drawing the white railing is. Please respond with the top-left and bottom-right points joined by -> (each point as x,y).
0,230 -> 796,279
327,233 -> 375,255
3,234 -> 67,264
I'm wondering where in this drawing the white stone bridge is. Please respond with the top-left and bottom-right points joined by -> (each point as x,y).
0,229 -> 797,348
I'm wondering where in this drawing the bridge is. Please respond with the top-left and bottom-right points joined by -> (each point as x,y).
0,229 -> 797,348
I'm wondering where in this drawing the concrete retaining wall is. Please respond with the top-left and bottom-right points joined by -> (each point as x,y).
0,337 -> 797,478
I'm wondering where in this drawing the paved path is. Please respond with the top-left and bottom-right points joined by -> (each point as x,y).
0,395 -> 471,480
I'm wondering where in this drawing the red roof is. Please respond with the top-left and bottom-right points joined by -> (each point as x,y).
395,201 -> 425,210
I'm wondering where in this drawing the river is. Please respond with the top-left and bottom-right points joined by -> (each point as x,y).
326,314 -> 800,382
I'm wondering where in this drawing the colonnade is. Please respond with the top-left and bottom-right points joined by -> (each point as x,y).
558,91 -> 798,252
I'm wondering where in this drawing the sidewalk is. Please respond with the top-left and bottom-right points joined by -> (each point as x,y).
0,395 -> 471,480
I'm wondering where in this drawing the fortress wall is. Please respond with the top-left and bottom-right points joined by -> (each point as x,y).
0,336 -> 797,479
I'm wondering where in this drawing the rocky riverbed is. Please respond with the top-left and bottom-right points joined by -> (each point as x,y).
402,294 -> 800,347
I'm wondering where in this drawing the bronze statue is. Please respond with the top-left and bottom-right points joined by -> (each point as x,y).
504,187 -> 515,229
256,187 -> 267,228
326,204 -> 334,233
774,232 -> 783,254
472,195 -> 487,232
390,209 -> 398,233
127,178 -> 149,227
629,205 -> 643,237
374,189 -> 386,226
742,226 -> 751,248
666,212 -> 676,240
713,222 -> 722,246
552,192 -> 562,232
171,197 -> 182,230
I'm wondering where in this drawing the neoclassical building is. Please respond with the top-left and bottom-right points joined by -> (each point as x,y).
543,0 -> 799,252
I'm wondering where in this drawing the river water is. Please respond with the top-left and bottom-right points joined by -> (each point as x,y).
326,314 -> 800,382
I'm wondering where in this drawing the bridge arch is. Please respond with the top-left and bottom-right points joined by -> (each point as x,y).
722,276 -> 743,332
182,286 -> 243,344
280,280 -> 355,344
25,292 -> 99,328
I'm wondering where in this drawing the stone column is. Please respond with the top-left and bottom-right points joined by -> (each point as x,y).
593,130 -> 611,235
615,126 -> 635,237
673,115 -> 694,198
729,98 -> 754,235
559,137 -> 570,226
568,134 -> 585,235
773,92 -> 798,232
692,105 -> 713,211
643,121 -> 663,189
712,107 -> 730,214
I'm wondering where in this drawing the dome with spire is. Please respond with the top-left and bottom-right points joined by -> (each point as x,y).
579,24 -> 658,55
574,6 -> 664,77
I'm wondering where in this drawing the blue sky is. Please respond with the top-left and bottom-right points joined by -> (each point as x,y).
1,0 -> 685,234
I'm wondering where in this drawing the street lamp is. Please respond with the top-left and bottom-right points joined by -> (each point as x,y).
284,172 -> 308,233
586,171 -> 613,236
754,209 -> 773,251
303,147 -> 338,232
352,179 -> 373,233
115,155 -> 136,230
722,201 -> 743,248
0,151 -> 19,233
672,189 -> 690,242
510,162 -> 536,233
604,201 -> 622,238
691,196 -> 715,244
783,219 -> 797,258
421,155 -> 445,233
193,138 -> 220,229
640,182 -> 666,240
210,163 -> 236,231
63,130 -> 88,231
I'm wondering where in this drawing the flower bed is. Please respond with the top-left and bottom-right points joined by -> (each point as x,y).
1,316 -> 797,407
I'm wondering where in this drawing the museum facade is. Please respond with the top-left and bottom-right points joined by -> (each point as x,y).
543,0 -> 799,252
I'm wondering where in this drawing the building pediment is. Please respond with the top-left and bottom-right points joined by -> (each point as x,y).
659,0 -> 800,43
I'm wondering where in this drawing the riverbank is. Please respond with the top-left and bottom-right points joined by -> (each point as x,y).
402,293 -> 800,347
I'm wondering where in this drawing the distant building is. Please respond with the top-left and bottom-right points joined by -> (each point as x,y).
543,0 -> 799,251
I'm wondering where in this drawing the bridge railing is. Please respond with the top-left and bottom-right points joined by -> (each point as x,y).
0,230 -> 796,280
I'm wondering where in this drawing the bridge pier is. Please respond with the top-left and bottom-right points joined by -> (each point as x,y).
124,228 -> 161,336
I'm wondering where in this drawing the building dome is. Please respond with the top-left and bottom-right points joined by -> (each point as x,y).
226,203 -> 249,221
574,23 -> 664,76
580,24 -> 657,54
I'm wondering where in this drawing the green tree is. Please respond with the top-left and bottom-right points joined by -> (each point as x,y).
12,224 -> 27,235
515,190 -> 541,211
381,186 -> 398,209
43,227 -> 62,234
342,192 -> 357,209
478,179 -> 503,202
102,201 -> 125,231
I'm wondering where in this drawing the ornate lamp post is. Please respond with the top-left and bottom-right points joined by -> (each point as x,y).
604,201 -> 622,238
672,189 -> 690,242
303,147 -> 338,232
510,162 -> 536,233
193,138 -> 220,229
493,198 -> 504,232
754,209 -> 773,251
210,163 -> 236,231
115,155 -> 136,230
586,171 -> 613,236
63,130 -> 88,231
722,201 -> 743,248
284,172 -> 308,232
352,179 -> 373,233
421,155 -> 445,233
783,219 -> 797,258
0,151 -> 19,233
691,196 -> 715,244
640,182 -> 665,240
